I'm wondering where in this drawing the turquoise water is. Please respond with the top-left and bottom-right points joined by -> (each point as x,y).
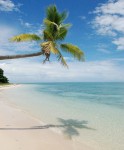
2,83 -> 124,150
36,82 -> 124,109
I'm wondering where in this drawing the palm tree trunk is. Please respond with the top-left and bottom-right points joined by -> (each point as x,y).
0,52 -> 43,60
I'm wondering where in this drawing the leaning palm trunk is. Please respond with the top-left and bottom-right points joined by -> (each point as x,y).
0,52 -> 43,60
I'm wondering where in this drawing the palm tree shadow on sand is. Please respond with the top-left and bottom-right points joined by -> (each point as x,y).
0,118 -> 95,139
56,118 -> 95,139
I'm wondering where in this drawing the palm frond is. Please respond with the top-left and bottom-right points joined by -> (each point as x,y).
60,43 -> 84,61
10,34 -> 41,42
41,40 -> 68,67
59,23 -> 72,29
46,5 -> 59,23
44,19 -> 58,28
61,56 -> 68,68
44,5 -> 71,41
44,19 -> 71,31
57,51 -> 68,68
49,42 -> 59,54
56,27 -> 68,40
40,41 -> 58,54
60,11 -> 68,22
43,30 -> 54,41
40,41 -> 50,47
46,5 -> 67,25
44,20 -> 70,41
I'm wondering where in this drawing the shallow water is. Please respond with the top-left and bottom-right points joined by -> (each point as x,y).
1,83 -> 124,150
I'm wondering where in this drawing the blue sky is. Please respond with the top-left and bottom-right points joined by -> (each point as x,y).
0,0 -> 124,82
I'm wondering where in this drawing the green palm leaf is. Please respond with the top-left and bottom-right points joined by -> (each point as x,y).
44,18 -> 71,41
59,23 -> 72,29
45,41 -> 68,67
44,19 -> 58,28
61,43 -> 84,61
55,27 -> 68,40
57,52 -> 68,68
44,19 -> 71,30
46,5 -> 65,25
49,42 -> 59,54
10,34 -> 41,42
43,30 -> 54,41
60,11 -> 68,23
61,56 -> 68,68
41,41 -> 59,54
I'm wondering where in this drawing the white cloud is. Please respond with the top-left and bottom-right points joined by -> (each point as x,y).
79,16 -> 86,20
93,14 -> 118,36
0,24 -> 17,41
0,59 -> 124,83
19,19 -> 32,28
0,24 -> 18,55
94,0 -> 124,15
93,0 -> 124,36
96,43 -> 111,54
112,37 -> 124,50
92,0 -> 124,50
0,0 -> 20,12
0,24 -> 40,55
18,18 -> 43,35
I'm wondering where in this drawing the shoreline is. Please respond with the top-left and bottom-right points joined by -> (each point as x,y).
0,85 -> 92,150
0,83 -> 21,90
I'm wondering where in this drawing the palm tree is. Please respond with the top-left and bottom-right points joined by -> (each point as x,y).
0,5 -> 84,67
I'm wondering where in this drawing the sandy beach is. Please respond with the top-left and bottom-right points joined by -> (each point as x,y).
0,84 -> 20,90
0,85 -> 92,150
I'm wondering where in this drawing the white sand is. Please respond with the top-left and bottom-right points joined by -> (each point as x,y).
0,84 -> 20,90
0,86 -> 92,150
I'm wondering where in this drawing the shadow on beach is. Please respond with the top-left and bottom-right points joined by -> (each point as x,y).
57,118 -> 95,139
0,118 -> 95,139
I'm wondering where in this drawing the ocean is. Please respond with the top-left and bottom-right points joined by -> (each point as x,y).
2,82 -> 124,150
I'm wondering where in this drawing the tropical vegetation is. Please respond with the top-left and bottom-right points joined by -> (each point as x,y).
0,5 -> 84,67
0,68 -> 9,84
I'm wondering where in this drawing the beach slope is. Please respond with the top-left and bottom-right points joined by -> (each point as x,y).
0,88 -> 91,150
